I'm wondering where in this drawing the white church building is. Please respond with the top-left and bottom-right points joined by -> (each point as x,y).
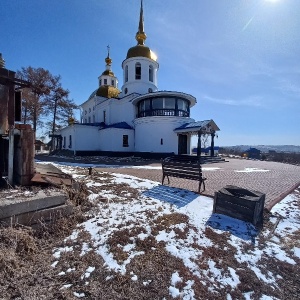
55,1 -> 220,157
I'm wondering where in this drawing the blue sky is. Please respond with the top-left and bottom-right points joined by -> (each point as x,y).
1,0 -> 299,146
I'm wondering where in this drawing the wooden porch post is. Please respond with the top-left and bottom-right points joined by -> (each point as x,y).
210,131 -> 215,157
197,130 -> 201,157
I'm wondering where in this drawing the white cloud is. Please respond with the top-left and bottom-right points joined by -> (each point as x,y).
202,95 -> 264,107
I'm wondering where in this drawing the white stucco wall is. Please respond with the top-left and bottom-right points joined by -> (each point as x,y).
98,128 -> 134,152
121,57 -> 158,96
134,116 -> 194,154
109,100 -> 135,125
59,125 -> 100,151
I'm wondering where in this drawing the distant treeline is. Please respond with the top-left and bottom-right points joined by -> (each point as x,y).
219,147 -> 300,165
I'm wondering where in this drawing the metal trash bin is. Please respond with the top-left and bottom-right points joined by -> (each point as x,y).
213,185 -> 265,227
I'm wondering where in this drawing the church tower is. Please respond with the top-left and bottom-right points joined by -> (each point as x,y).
96,47 -> 120,98
121,0 -> 159,96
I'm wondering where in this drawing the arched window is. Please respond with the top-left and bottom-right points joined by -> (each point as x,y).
135,63 -> 141,80
125,65 -> 128,82
149,65 -> 153,82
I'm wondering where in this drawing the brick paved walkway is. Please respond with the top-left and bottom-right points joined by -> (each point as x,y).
95,159 -> 300,210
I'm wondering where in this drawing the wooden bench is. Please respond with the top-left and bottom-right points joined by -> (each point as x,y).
161,156 -> 207,193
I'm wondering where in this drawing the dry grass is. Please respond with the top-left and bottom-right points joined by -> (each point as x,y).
1,172 -> 300,299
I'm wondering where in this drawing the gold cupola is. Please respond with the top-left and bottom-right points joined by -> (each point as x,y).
102,46 -> 115,77
97,46 -> 120,98
126,0 -> 157,61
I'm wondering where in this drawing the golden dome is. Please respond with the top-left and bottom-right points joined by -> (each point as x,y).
126,0 -> 157,62
96,85 -> 120,98
126,45 -> 157,61
105,56 -> 112,66
101,69 -> 115,77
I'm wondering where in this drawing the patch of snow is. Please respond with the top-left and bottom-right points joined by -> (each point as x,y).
169,286 -> 180,298
53,246 -> 73,259
58,271 -> 65,276
202,167 -> 221,171
60,284 -> 72,289
73,292 -> 85,298
293,247 -> 300,258
67,268 -> 75,273
131,274 -> 138,281
234,168 -> 269,173
171,271 -> 182,285
81,266 -> 95,279
51,261 -> 58,267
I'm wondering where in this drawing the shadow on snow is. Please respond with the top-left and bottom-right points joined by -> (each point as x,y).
142,185 -> 199,208
206,213 -> 258,242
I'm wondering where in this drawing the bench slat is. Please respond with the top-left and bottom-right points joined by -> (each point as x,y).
161,156 -> 206,193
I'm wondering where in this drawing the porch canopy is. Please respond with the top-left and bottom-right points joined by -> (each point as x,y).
174,119 -> 220,157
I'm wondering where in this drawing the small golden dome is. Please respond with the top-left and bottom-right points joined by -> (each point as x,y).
105,56 -> 112,66
126,45 -> 157,61
101,69 -> 115,77
68,116 -> 75,125
96,86 -> 120,98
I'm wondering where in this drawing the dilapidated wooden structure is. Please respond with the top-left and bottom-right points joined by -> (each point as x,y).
0,54 -> 34,186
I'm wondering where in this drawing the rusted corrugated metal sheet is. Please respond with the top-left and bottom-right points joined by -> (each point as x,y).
0,83 -> 9,135
14,125 -> 35,185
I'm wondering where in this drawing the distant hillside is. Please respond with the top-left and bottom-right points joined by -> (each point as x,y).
222,145 -> 300,153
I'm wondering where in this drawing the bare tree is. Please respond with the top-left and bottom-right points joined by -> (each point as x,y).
44,75 -> 77,134
16,67 -> 53,132
17,67 -> 77,136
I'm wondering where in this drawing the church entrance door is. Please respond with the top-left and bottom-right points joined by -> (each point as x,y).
178,134 -> 188,155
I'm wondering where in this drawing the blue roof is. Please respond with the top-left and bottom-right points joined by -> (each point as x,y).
175,120 -> 211,130
75,122 -> 133,130
99,122 -> 133,130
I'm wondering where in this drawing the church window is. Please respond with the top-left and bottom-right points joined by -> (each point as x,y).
135,63 -> 141,80
89,108 -> 91,113
99,79 -> 101,86
123,135 -> 129,147
63,136 -> 66,148
104,79 -> 107,85
85,110 -> 87,115
125,88 -> 128,94
111,79 -> 115,86
144,99 -> 151,111
148,88 -> 153,93
165,98 -> 175,109
103,110 -> 106,123
125,65 -> 128,82
69,135 -> 72,148
85,118 -> 87,123
149,65 -> 153,82
161,138 -> 163,145
88,116 -> 91,123
152,98 -> 163,109
93,115 -> 95,122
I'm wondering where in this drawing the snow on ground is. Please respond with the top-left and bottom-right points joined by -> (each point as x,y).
36,161 -> 300,299
234,168 -> 270,173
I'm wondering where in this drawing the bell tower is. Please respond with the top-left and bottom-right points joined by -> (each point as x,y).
121,0 -> 159,96
96,46 -> 120,98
